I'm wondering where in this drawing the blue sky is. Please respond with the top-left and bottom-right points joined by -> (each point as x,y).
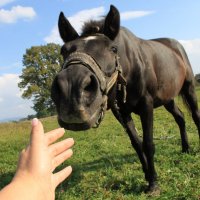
0,0 -> 200,121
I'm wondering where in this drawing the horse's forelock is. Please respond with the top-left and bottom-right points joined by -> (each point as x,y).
81,19 -> 105,36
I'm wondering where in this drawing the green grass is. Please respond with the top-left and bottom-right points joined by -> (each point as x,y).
0,88 -> 200,199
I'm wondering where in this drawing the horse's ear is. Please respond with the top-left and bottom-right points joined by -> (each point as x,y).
103,5 -> 120,40
58,12 -> 79,43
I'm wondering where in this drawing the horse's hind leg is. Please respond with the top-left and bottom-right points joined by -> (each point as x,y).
164,100 -> 189,152
182,81 -> 200,139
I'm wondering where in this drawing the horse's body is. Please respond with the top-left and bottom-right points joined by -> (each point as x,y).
51,5 -> 200,192
112,28 -> 191,109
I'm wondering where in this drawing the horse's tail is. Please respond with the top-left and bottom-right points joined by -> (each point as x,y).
178,41 -> 196,114
180,90 -> 192,114
178,41 -> 200,141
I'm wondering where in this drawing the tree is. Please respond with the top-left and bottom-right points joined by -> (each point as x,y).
18,43 -> 63,118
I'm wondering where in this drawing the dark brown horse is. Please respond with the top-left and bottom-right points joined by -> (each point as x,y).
51,5 -> 200,192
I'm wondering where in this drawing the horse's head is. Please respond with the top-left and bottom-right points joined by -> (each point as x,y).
51,5 -> 121,130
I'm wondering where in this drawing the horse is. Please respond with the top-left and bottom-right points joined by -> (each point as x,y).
51,5 -> 200,192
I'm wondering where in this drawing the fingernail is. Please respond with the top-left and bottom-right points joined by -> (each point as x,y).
32,118 -> 39,126
67,165 -> 72,171
68,149 -> 73,154
61,128 -> 65,132
68,138 -> 74,143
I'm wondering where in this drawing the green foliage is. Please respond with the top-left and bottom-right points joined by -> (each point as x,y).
18,43 -> 63,118
0,88 -> 200,199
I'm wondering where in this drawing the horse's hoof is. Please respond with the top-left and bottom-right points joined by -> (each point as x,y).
145,184 -> 160,196
182,145 -> 190,153
182,148 -> 190,153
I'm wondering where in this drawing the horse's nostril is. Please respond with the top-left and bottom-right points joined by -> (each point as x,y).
82,74 -> 98,104
84,75 -> 94,91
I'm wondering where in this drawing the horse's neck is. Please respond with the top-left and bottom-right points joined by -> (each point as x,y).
116,28 -> 141,77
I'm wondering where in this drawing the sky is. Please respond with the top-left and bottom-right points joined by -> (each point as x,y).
0,0 -> 200,121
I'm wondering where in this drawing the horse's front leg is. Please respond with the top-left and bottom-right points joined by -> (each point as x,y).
139,95 -> 158,192
111,107 -> 149,182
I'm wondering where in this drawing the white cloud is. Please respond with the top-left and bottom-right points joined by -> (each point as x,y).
179,39 -> 200,75
0,0 -> 15,7
179,39 -> 200,55
44,25 -> 62,44
44,6 -> 105,44
0,74 -> 35,121
121,10 -> 155,20
0,73 -> 18,88
0,5 -> 36,24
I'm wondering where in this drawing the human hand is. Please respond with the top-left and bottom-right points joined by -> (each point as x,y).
13,118 -> 74,200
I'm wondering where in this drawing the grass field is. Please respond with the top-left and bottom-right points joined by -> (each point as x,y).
0,87 -> 200,199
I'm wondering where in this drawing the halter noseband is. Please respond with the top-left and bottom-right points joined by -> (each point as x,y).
62,51 -> 126,101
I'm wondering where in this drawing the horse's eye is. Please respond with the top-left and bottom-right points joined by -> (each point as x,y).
111,46 -> 118,54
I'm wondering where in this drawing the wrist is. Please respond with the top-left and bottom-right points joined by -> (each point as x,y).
11,174 -> 53,200
0,178 -> 42,200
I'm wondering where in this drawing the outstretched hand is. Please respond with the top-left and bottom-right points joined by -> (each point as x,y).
0,118 -> 74,200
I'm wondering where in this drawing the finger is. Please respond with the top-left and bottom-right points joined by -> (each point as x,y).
49,138 -> 74,157
30,118 -> 44,148
53,166 -> 72,188
45,128 -> 65,146
52,149 -> 73,171
16,149 -> 27,169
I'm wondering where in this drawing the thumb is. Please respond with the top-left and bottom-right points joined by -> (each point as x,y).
30,118 -> 44,148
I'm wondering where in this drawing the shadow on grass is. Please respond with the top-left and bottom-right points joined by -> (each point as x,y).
0,153 -> 146,195
57,153 -> 146,195
0,172 -> 14,190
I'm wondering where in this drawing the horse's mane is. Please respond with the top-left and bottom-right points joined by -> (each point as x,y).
81,19 -> 105,36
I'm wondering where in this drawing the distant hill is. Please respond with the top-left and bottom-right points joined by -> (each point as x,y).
0,117 -> 22,123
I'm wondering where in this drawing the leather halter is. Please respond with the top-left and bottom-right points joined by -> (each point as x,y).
62,51 -> 127,102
